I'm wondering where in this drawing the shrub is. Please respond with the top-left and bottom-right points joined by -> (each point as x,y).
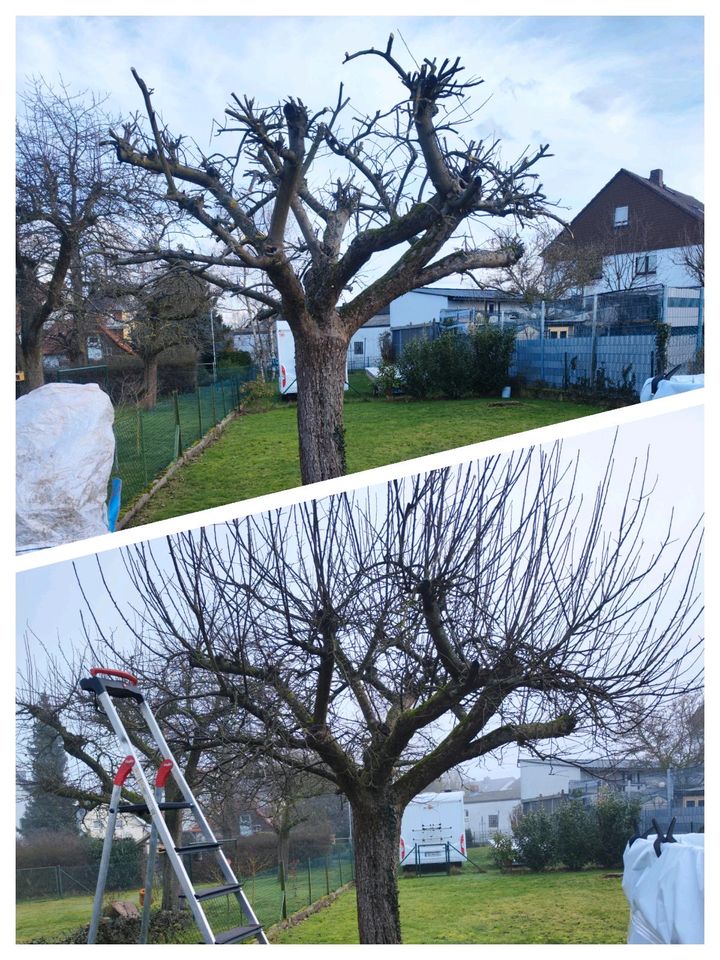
288,821 -> 335,860
375,361 -> 402,397
240,377 -> 277,412
592,790 -> 640,868
30,909 -> 194,945
427,331 -> 472,398
511,809 -> 556,871
396,336 -> 434,399
554,799 -> 597,870
468,324 -> 516,395
16,831 -> 95,869
489,832 -> 516,871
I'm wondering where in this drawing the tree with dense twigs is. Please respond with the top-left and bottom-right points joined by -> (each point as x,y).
17,441 -> 702,942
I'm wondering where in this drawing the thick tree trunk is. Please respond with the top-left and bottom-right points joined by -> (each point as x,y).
142,356 -> 159,409
294,327 -> 349,484
277,827 -> 290,882
351,794 -> 403,944
22,333 -> 45,391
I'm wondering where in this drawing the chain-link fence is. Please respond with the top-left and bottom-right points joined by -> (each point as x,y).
112,368 -> 262,509
16,840 -> 354,934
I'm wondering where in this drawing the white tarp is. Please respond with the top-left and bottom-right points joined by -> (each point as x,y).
623,834 -> 704,943
640,374 -> 704,402
16,383 -> 115,552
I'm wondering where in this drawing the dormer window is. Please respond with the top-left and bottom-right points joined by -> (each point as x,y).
614,205 -> 629,227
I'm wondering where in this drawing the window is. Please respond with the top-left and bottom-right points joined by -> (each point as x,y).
488,814 -> 499,829
686,800 -> 696,808
614,205 -> 629,227
634,254 -> 657,276
86,335 -> 103,361
353,341 -> 364,355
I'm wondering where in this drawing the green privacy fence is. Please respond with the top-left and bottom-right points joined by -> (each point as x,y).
112,368 -> 263,511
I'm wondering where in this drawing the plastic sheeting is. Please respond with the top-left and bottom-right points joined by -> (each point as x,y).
16,383 -> 116,552
623,834 -> 704,943
640,373 -> 704,402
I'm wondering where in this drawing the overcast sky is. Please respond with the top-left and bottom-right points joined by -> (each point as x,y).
16,14 -> 704,230
16,402 -> 704,787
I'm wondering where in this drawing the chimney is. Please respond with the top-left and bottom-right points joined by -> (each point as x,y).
650,168 -> 664,187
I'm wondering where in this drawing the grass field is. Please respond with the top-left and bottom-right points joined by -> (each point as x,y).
274,865 -> 630,945
17,856 -> 629,945
127,374 -> 610,526
16,861 -> 352,944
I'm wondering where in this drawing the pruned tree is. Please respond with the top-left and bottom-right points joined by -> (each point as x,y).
16,78 -> 152,388
107,37 -> 559,483
48,440 -> 702,943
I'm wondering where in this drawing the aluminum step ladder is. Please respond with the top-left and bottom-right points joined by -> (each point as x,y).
80,667 -> 269,945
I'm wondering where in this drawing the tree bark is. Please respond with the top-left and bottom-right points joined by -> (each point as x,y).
22,331 -> 45,391
294,323 -> 349,483
142,356 -> 159,409
351,793 -> 403,944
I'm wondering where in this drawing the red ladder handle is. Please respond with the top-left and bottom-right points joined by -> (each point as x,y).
114,756 -> 136,785
90,667 -> 139,686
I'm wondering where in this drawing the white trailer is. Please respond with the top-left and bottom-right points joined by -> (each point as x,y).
399,791 -> 466,867
276,320 -> 349,396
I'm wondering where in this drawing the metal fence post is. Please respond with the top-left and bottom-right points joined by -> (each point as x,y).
172,391 -> 183,458
325,855 -> 330,896
279,859 -> 288,920
197,386 -> 203,438
307,859 -> 312,905
219,379 -> 227,419
211,383 -> 217,425
590,294 -> 598,384
697,287 -> 704,354
540,300 -> 546,381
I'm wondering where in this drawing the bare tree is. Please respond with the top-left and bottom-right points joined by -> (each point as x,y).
15,78 -> 153,388
491,223 -> 600,305
672,235 -> 704,287
107,37 -> 559,483
124,265 -> 215,406
44,440 -> 700,943
616,692 -> 704,771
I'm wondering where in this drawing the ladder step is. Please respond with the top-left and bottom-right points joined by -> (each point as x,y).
214,924 -> 264,945
119,801 -> 194,814
179,883 -> 241,902
174,841 -> 221,854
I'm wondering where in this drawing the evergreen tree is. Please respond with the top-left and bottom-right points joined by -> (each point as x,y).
19,712 -> 80,837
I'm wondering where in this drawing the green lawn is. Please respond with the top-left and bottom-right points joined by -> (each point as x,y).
127,376 -> 610,526
16,861 -> 352,944
274,866 -> 630,945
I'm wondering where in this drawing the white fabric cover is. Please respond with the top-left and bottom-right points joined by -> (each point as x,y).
640,374 -> 704,402
16,383 -> 115,552
623,834 -> 704,943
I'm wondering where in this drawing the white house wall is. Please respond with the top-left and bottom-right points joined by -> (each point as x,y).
464,797 -> 519,840
588,246 -> 700,295
519,760 -> 579,801
390,291 -> 449,328
348,324 -> 389,364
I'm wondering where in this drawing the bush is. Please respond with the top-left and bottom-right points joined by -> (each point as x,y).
511,809 -> 556,871
288,821 -> 335,860
592,790 -> 640,868
396,336 -> 434,399
489,832 -> 516,871
16,831 -> 94,869
468,324 -> 516,395
555,800 -> 597,870
240,377 -> 277,412
427,331 -> 472,398
375,361 -> 402,397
